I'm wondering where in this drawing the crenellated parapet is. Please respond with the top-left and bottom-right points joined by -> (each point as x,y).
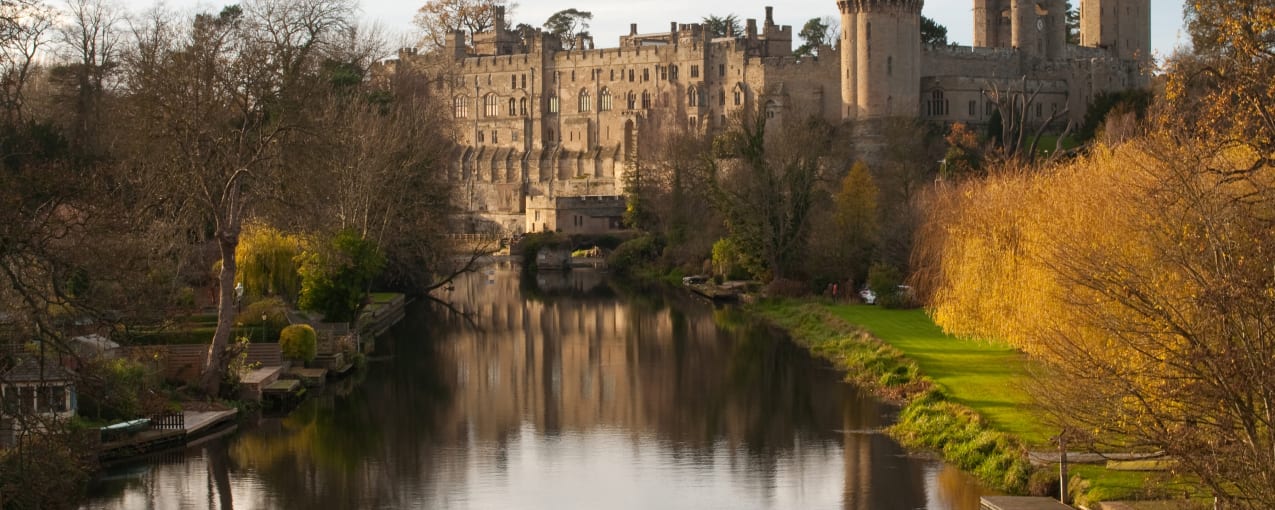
837,0 -> 924,14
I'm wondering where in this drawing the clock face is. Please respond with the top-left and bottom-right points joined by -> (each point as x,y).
1037,18 -> 1045,31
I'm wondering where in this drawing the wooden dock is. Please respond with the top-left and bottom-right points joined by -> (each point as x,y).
981,496 -> 1072,510
99,409 -> 238,463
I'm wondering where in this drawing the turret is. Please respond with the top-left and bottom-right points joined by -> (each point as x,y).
1080,0 -> 1151,61
838,0 -> 923,120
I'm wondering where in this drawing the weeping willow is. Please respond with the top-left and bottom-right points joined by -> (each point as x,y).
234,222 -> 306,302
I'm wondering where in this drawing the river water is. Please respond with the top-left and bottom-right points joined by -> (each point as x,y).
83,263 -> 988,509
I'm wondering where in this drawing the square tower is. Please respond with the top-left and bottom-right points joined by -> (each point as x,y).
1080,0 -> 1151,60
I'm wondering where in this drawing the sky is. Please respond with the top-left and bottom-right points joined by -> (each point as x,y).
119,0 -> 1190,62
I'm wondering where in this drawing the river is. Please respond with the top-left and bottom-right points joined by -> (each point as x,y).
83,263 -> 988,509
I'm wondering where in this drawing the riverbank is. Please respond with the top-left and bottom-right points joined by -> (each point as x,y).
754,300 -> 1041,495
754,299 -> 1213,508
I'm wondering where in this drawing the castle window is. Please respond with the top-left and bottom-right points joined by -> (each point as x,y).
688,86 -> 699,107
548,94 -> 559,114
927,89 -> 948,117
579,89 -> 591,112
765,100 -> 777,119
641,90 -> 651,109
719,64 -> 725,77
477,131 -> 485,143
660,66 -> 667,80
969,100 -> 976,116
628,69 -> 635,82
453,96 -> 470,118
492,130 -> 498,144
627,91 -> 636,109
484,94 -> 499,117
643,69 -> 650,82
690,65 -> 699,78
520,98 -> 528,116
610,69 -> 615,80
1037,103 -> 1043,118
521,74 -> 526,88
511,75 -> 517,89
718,90 -> 725,106
670,65 -> 679,80
571,70 -> 576,81
600,88 -> 613,111
509,98 -> 516,116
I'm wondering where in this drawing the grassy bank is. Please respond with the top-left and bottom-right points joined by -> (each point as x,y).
755,300 -> 1039,494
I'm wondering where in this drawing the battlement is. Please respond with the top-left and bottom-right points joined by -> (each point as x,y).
837,0 -> 925,14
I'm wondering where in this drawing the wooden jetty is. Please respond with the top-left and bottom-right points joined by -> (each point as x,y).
981,496 -> 1072,510
98,409 -> 238,463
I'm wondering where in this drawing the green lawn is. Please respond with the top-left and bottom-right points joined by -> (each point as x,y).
827,305 -> 1053,445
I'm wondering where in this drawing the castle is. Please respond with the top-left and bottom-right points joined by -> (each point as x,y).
386,1 -> 1151,235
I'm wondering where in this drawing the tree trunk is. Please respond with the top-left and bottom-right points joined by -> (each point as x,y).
199,231 -> 239,395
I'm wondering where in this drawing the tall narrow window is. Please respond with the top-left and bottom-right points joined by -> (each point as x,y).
643,68 -> 650,81
627,91 -> 636,109
578,89 -> 591,112
484,94 -> 498,117
690,65 -> 699,78
600,88 -> 613,111
548,95 -> 559,113
670,65 -> 679,80
453,96 -> 470,118
641,90 -> 651,109
509,98 -> 516,116
688,86 -> 698,107
511,75 -> 517,88
520,98 -> 528,116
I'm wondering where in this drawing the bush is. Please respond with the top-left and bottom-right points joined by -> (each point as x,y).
868,263 -> 914,309
279,324 -> 317,364
237,297 -> 289,342
607,235 -> 664,276
76,357 -> 163,422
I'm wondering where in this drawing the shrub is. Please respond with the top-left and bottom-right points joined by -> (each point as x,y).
237,297 -> 289,342
279,324 -> 317,364
607,235 -> 663,276
297,230 -> 385,323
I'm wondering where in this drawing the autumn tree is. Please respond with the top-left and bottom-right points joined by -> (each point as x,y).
544,8 -> 591,50
413,0 -> 512,49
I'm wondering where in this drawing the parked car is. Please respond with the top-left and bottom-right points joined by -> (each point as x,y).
859,288 -> 877,305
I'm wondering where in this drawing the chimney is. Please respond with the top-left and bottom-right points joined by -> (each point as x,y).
630,23 -> 638,36
670,22 -> 677,35
765,6 -> 774,27
746,19 -> 757,40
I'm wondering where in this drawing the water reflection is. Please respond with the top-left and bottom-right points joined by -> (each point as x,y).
85,263 -> 986,509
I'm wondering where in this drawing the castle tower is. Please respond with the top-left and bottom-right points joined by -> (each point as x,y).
974,0 -> 1066,59
973,0 -> 1009,48
1080,0 -> 1151,61
838,0 -> 923,121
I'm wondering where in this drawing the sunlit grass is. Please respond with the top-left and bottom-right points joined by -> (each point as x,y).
826,305 -> 1052,446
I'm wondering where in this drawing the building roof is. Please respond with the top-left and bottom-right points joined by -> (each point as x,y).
1,354 -> 75,383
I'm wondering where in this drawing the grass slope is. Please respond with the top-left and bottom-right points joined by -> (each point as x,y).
827,305 -> 1051,446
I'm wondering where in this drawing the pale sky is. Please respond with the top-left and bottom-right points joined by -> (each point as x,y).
118,0 -> 1190,62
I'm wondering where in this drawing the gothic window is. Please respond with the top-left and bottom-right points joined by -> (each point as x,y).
643,68 -> 650,81
520,98 -> 528,116
509,98 -> 517,116
600,88 -> 613,111
718,90 -> 725,106
641,90 -> 651,109
548,94 -> 559,114
688,86 -> 698,107
484,93 -> 499,117
578,89 -> 591,112
670,65 -> 679,80
453,96 -> 470,118
733,84 -> 744,106
627,91 -> 636,109
690,65 -> 699,78
765,100 -> 778,119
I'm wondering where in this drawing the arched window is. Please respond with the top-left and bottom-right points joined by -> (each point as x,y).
548,94 -> 559,113
453,96 -> 469,118
641,90 -> 651,109
670,65 -> 679,80
733,83 -> 745,106
626,91 -> 636,110
519,98 -> 528,116
508,98 -> 516,116
718,90 -> 726,106
599,88 -> 613,111
688,86 -> 698,107
765,100 -> 778,119
578,89 -> 591,112
484,94 -> 498,117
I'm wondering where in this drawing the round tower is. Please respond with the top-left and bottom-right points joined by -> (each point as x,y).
838,0 -> 924,121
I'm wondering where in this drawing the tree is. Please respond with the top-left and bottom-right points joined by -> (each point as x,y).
413,0 -> 512,49
117,0 -> 357,394
279,324 -> 317,364
54,0 -> 121,156
710,110 -> 829,281
795,17 -> 837,57
942,122 -> 985,177
297,229 -> 385,323
544,8 -> 591,50
830,162 -> 879,284
701,14 -> 741,38
234,222 -> 305,303
920,16 -> 947,47
982,76 -> 1072,163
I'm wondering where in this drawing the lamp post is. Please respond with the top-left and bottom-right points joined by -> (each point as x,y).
262,314 -> 268,343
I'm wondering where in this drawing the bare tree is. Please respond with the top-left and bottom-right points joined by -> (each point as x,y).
983,77 -> 1072,164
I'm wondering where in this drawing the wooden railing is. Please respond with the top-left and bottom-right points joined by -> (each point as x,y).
149,412 -> 185,431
